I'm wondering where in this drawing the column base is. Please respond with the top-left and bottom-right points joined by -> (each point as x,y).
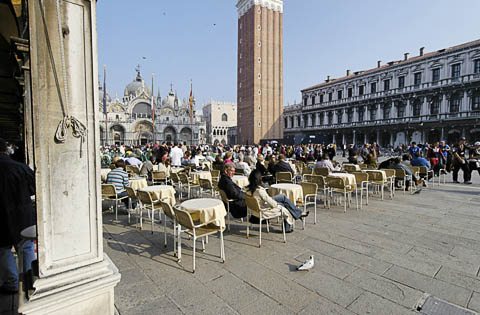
18,254 -> 120,315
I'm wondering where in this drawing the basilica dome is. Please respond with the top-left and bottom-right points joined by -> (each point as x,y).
125,69 -> 151,97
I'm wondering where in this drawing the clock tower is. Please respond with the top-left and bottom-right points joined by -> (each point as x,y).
236,0 -> 284,144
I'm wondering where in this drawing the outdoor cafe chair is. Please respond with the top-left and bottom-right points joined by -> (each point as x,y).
298,182 -> 317,228
136,190 -> 162,233
419,166 -> 434,187
210,170 -> 220,180
126,164 -> 140,175
152,171 -> 168,185
352,172 -> 369,209
313,167 -> 329,176
101,184 -> 128,221
275,171 -> 294,184
199,178 -> 217,197
245,194 -> 286,248
125,187 -> 139,224
302,167 -> 313,180
173,207 -> 225,273
218,189 -> 235,231
178,173 -> 201,199
326,176 -> 358,213
310,175 -> 328,214
365,170 -> 390,200
382,169 -> 396,197
393,168 -> 409,194
158,200 -> 178,256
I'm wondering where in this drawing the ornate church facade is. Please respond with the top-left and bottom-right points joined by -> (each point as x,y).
99,68 -> 206,146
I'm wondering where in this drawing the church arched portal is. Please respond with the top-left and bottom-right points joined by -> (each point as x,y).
164,126 -> 177,143
180,127 -> 192,144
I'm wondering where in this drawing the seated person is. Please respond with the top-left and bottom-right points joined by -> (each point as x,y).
401,154 -> 411,167
411,152 -> 433,180
390,157 -> 422,191
256,154 -> 274,184
315,154 -> 337,172
212,154 -> 224,168
347,152 -> 359,165
266,155 -> 276,175
223,151 -> 233,165
106,159 -> 136,209
378,158 -> 394,170
140,155 -> 156,182
235,154 -> 252,176
246,170 -> 308,233
217,162 -> 247,218
156,154 -> 171,177
273,154 -> 295,176
364,153 -> 378,168
125,154 -> 142,168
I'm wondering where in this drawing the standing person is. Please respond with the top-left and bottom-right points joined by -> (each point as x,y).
469,142 -> 480,177
452,137 -> 472,184
409,142 -> 420,159
0,138 -> 36,294
140,155 -> 156,183
439,140 -> 451,172
169,143 -> 183,167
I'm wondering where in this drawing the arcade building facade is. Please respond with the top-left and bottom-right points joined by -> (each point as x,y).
284,39 -> 480,146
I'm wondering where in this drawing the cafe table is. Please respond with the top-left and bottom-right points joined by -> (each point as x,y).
232,175 -> 249,188
180,198 -> 227,230
129,177 -> 148,190
140,185 -> 176,206
269,183 -> 303,205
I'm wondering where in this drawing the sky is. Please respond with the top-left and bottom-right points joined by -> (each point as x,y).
97,0 -> 480,110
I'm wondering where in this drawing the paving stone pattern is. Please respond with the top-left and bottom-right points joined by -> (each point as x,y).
104,170 -> 480,315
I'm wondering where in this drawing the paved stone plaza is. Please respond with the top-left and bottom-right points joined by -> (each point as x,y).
103,171 -> 480,315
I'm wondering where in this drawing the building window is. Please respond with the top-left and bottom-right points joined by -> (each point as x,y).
369,107 -> 376,120
258,105 -> 262,111
327,112 -> 333,125
384,79 -> 390,91
475,60 -> 480,74
359,85 -> 364,96
257,41 -> 262,47
297,116 -> 301,127
311,95 -> 315,105
412,100 -> 422,117
222,113 -> 228,121
239,53 -> 242,59
257,25 -> 261,31
473,94 -> 480,111
319,94 -> 324,103
450,96 -> 461,113
357,107 -> 364,122
319,113 -> 324,125
303,97 -> 307,106
431,97 -> 440,115
258,57 -> 262,63
328,92 -> 333,102
239,23 -> 242,29
239,38 -> 242,44
397,103 -> 405,118
414,72 -> 422,86
398,76 -> 405,88
258,121 -> 262,127
239,82 -> 242,88
383,105 -> 390,119
347,109 -> 353,123
258,73 -> 262,79
337,90 -> 342,100
239,67 -> 242,74
451,64 -> 461,78
370,82 -> 377,93
257,8 -> 261,14
348,87 -> 353,98
258,89 -> 262,95
284,118 -> 287,128
239,97 -> 242,102
432,68 -> 440,81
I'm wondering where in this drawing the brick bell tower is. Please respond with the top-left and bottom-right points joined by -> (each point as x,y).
236,0 -> 283,145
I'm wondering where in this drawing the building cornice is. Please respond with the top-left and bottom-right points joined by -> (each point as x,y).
237,0 -> 283,18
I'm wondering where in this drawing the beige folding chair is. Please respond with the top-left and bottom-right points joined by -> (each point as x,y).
158,200 -> 177,255
313,167 -> 330,176
218,189 -> 235,231
199,178 -> 217,197
275,171 -> 294,184
245,194 -> 286,248
125,187 -> 138,223
303,174 -> 314,183
136,190 -> 162,233
359,164 -> 368,170
326,176 -> 358,212
352,172 -> 369,209
382,169 -> 396,197
302,167 -> 313,180
311,175 -> 328,215
101,184 -> 129,221
152,171 -> 168,185
173,207 -> 225,273
234,168 -> 244,175
178,173 -> 201,199
393,168 -> 408,194
343,164 -> 358,173
298,182 -> 317,228
210,170 -> 220,180
170,172 -> 181,190
366,170 -> 391,200
418,166 -> 433,187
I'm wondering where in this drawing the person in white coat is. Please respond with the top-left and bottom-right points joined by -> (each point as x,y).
169,143 -> 183,167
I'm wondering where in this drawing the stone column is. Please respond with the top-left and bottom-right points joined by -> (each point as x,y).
441,94 -> 447,114
376,130 -> 380,144
389,132 -> 394,146
422,96 -> 429,116
364,133 -> 368,144
353,130 -> 357,144
342,133 -> 346,144
353,107 -> 358,122
21,1 -> 120,314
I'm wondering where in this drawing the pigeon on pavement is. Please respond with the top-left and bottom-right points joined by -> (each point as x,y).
297,255 -> 314,271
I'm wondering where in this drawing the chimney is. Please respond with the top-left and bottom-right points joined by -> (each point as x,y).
346,69 -> 350,76
420,47 -> 425,56
326,75 -> 331,82
377,60 -> 381,68
404,52 -> 409,61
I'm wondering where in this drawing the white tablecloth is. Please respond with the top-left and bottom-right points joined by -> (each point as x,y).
342,164 -> 361,171
270,183 -> 303,205
232,175 -> 249,188
180,198 -> 227,229
140,185 -> 176,206
328,173 -> 356,189
191,171 -> 212,184
129,178 -> 148,190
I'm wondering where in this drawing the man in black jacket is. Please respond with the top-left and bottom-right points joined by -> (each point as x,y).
0,138 -> 36,293
218,162 -> 247,218
273,155 -> 295,176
